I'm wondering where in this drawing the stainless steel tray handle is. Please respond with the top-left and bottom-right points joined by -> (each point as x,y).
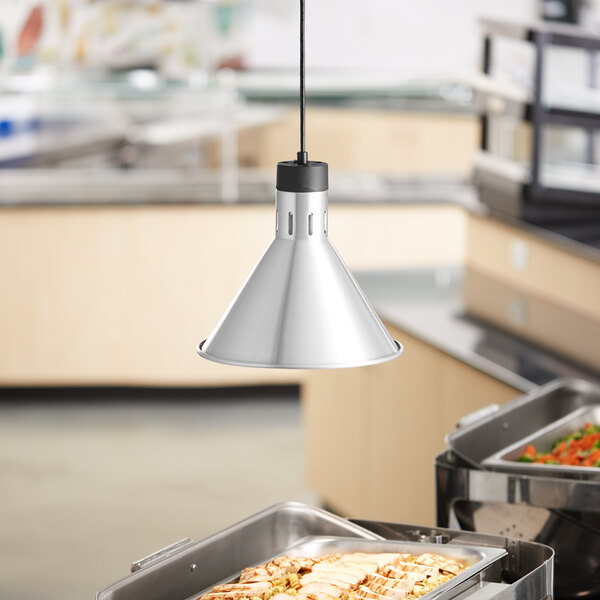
130,538 -> 195,573
455,404 -> 500,429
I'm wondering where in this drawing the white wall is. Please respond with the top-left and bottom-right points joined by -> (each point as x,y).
246,0 -> 600,79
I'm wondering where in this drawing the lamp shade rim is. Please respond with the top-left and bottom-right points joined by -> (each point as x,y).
196,340 -> 403,370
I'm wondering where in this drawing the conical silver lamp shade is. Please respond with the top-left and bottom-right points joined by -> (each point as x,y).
197,180 -> 403,369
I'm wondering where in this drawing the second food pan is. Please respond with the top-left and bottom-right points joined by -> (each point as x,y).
483,405 -> 600,479
447,378 -> 600,480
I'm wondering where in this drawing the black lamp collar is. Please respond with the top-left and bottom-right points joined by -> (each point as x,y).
276,160 -> 329,193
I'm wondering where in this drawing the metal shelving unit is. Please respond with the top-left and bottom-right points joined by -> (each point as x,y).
474,18 -> 600,227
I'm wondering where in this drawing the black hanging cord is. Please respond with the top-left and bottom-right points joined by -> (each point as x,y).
297,0 -> 308,165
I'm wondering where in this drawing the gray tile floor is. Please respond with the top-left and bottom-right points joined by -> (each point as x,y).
0,389 -> 317,600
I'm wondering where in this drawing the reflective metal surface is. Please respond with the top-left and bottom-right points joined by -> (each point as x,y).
97,502 -> 382,600
446,378 -> 600,469
356,269 -> 599,392
98,502 -> 553,600
440,380 -> 600,597
436,450 -> 595,599
484,405 -> 600,480
354,519 -> 553,600
198,189 -> 402,369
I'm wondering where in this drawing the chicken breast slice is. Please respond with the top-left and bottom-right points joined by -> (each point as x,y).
240,557 -> 315,583
300,571 -> 363,587
239,567 -> 287,583
298,581 -> 346,598
274,556 -> 316,571
311,562 -> 371,581
337,561 -> 379,576
338,554 -> 401,569
356,584 -> 408,600
414,553 -> 463,576
363,575 -> 415,600
209,582 -> 272,595
240,556 -> 315,583
385,563 -> 437,579
295,593 -> 329,600
202,582 -> 271,600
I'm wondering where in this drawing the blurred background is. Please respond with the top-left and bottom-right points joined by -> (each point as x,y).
1,1 -> 600,599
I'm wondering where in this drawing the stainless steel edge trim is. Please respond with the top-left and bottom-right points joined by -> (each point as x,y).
131,538 -> 195,573
196,340 -> 403,370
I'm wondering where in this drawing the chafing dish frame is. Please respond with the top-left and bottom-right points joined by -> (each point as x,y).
439,378 -> 600,599
97,502 -> 553,600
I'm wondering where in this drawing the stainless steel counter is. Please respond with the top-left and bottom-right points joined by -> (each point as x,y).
356,267 -> 600,392
0,169 -> 478,207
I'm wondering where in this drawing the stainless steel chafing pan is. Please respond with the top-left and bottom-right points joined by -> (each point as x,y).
446,378 -> 600,480
97,502 -> 381,600
483,405 -> 600,479
98,503 -> 551,600
440,378 -> 600,599
192,536 -> 505,600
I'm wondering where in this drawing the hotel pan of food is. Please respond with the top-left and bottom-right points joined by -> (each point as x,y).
447,378 -> 600,481
97,502 -> 552,600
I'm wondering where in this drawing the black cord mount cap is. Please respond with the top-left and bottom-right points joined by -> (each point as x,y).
276,160 -> 328,193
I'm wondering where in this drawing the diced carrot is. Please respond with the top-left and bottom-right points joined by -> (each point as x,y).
524,444 -> 536,458
555,441 -> 567,455
583,437 -> 595,450
516,423 -> 600,468
588,449 -> 600,463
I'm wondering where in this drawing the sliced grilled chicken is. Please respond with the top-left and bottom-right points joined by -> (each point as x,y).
337,561 -> 379,576
239,568 -> 286,583
201,581 -> 273,600
300,570 -> 363,587
210,582 -> 272,594
415,553 -> 462,576
338,554 -> 401,569
362,574 -> 416,599
270,594 -> 293,600
295,594 -> 321,600
385,562 -> 437,579
297,581 -> 347,598
273,557 -> 316,571
296,591 -> 338,600
311,562 -> 368,579
356,582 -> 412,600
240,557 -> 315,583
200,550 -> 465,600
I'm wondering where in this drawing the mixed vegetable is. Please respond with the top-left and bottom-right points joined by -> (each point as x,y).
517,421 -> 600,467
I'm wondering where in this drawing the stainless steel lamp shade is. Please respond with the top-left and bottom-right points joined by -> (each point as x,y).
197,189 -> 403,369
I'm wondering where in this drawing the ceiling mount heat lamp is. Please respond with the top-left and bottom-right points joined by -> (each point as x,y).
197,0 -> 403,369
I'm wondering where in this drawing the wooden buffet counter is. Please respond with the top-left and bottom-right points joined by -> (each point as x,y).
303,213 -> 600,526
303,324 -> 519,524
0,201 -> 464,386
2,193 -> 599,528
